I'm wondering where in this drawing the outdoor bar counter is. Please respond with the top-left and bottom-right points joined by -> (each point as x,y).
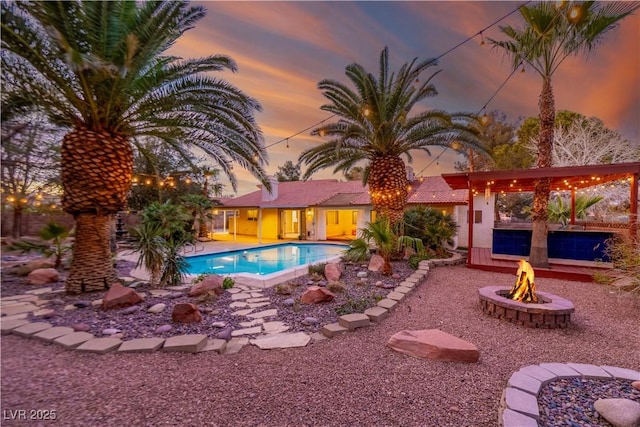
492,227 -> 617,262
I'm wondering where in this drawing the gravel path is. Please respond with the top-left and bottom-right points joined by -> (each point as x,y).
2,266 -> 639,427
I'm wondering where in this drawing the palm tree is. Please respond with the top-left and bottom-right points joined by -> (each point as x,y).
1,1 -> 269,293
181,193 -> 216,238
345,218 -> 424,276
488,1 -> 638,267
299,47 -> 485,224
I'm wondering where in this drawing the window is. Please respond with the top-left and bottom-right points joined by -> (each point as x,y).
474,210 -> 483,224
247,209 -> 258,221
352,211 -> 358,225
326,210 -> 339,225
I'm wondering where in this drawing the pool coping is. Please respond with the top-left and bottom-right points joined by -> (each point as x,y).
183,242 -> 349,289
122,241 -> 350,289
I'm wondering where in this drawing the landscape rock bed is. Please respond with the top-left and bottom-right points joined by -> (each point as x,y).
538,377 -> 640,426
1,257 -> 413,340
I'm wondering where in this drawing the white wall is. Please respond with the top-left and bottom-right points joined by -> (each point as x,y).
457,194 -> 495,249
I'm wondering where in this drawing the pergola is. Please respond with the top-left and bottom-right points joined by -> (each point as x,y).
442,162 -> 640,267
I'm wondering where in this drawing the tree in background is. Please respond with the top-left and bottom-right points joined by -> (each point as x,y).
455,110 -> 522,172
127,140 -> 205,211
527,116 -> 640,166
1,95 -> 63,237
275,160 -> 301,182
489,1 -> 638,267
300,47 -> 485,224
2,1 -> 269,293
344,166 -> 365,182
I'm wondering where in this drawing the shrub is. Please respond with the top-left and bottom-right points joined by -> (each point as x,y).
403,206 -> 457,252
335,295 -> 373,315
308,263 -> 326,275
408,254 -> 432,270
274,283 -> 293,295
327,281 -> 345,293
597,236 -> 639,298
222,277 -> 235,290
192,274 -> 207,284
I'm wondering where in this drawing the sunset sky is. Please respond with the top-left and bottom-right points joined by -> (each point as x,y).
171,1 -> 640,196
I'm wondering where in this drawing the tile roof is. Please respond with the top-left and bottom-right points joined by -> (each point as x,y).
221,179 -> 371,208
220,176 -> 466,208
408,176 -> 468,205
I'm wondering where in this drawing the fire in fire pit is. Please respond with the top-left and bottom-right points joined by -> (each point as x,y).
507,260 -> 538,303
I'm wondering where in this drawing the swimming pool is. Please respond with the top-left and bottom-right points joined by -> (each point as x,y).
185,243 -> 348,276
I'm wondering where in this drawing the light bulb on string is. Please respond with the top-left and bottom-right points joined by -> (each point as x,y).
286,138 -> 289,148
479,31 -> 485,46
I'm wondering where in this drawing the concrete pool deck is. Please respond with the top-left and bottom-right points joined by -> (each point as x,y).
117,237 -> 349,289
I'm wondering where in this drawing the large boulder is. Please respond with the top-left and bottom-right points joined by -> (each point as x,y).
172,303 -> 202,323
15,259 -> 56,276
26,268 -> 59,285
594,398 -> 640,427
189,275 -> 224,297
387,329 -> 479,363
368,254 -> 385,272
300,286 -> 335,304
102,283 -> 142,310
324,263 -> 342,282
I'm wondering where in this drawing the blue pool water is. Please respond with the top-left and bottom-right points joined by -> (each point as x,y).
185,243 -> 347,275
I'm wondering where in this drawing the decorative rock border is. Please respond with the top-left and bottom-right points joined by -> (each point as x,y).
1,252 -> 466,355
499,363 -> 640,427
478,286 -> 575,329
320,253 -> 465,338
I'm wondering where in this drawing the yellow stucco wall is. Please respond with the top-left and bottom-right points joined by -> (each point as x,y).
228,209 -> 258,236
325,210 -> 358,237
261,208 -> 279,239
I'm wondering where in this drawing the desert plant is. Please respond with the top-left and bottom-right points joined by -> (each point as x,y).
343,238 -> 370,263
130,202 -> 194,287
8,221 -> 71,268
408,254 -> 432,270
347,218 -> 424,276
327,281 -> 345,293
335,295 -> 373,316
222,277 -> 235,290
274,283 -> 293,295
404,206 -> 457,253
128,222 -> 165,286
192,274 -> 207,284
308,263 -> 326,275
596,236 -> 640,298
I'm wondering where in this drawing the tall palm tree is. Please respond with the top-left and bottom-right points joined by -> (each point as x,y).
299,47 -> 485,224
1,1 -> 269,293
488,1 -> 638,267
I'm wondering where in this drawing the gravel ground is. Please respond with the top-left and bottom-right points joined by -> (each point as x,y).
2,264 -> 639,427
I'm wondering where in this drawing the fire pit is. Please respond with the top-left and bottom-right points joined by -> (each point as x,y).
478,260 -> 575,329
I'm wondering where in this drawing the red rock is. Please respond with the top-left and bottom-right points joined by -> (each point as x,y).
171,303 -> 202,323
189,275 -> 224,297
324,263 -> 342,282
387,329 -> 479,363
368,254 -> 385,272
300,286 -> 335,304
26,268 -> 59,285
102,283 -> 142,310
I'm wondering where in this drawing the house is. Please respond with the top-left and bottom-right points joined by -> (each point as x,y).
217,171 -> 489,247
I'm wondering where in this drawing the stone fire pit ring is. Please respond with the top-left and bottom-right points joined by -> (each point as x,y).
478,286 -> 574,329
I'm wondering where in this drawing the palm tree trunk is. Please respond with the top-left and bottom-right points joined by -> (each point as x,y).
65,213 -> 118,293
61,127 -> 133,293
529,77 -> 554,268
368,155 -> 408,225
